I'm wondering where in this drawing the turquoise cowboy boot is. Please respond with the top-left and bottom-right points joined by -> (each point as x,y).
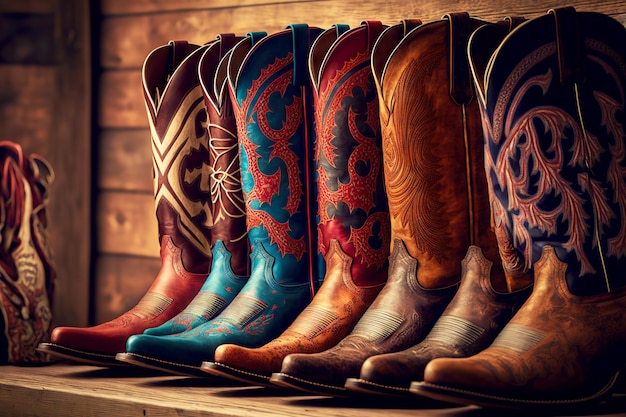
201,21 -> 392,386
120,25 -> 324,376
118,35 -> 250,344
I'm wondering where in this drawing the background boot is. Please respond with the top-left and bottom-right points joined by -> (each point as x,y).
270,15 -> 491,397
119,26 -> 325,376
344,16 -> 533,397
123,34 -> 249,341
202,21 -> 391,386
38,41 -> 213,366
412,8 -> 626,409
1,142 -> 55,364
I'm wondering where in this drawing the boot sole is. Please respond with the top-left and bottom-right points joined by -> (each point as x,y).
36,342 -> 126,367
115,352 -> 207,377
344,377 -> 411,397
409,375 -> 619,410
345,377 -> 463,408
269,372 -> 349,397
201,361 -> 274,387
345,377 -> 427,398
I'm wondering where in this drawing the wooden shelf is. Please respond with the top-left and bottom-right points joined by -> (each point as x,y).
1,362 -> 626,416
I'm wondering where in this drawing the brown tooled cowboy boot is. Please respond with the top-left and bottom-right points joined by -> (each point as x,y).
38,41 -> 214,366
1,142 -> 56,364
270,14 -> 498,397
201,21 -> 392,386
411,8 -> 626,409
344,16 -> 534,398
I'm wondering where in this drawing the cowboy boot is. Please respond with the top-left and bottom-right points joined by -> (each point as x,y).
118,25 -> 325,376
344,16 -> 534,398
117,35 -> 249,347
411,8 -> 626,409
38,41 -> 213,366
1,142 -> 55,364
270,14 -> 495,397
201,21 -> 392,386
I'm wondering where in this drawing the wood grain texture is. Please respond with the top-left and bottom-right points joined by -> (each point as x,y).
0,0 -> 92,327
97,128 -> 153,192
0,65 -> 55,152
96,191 -> 159,257
47,0 -> 92,327
93,255 -> 161,323
0,0 -> 54,13
99,0 -> 626,68
100,0 -> 311,15
0,12 -> 54,65
3,364 -> 625,417
98,69 -> 147,128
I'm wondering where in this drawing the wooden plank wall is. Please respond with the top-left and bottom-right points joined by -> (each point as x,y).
0,0 -> 91,327
93,0 -> 626,324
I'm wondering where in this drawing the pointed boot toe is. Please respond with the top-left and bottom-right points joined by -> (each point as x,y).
422,356 -> 485,390
41,326 -> 126,366
202,343 -> 282,386
345,353 -> 418,396
412,247 -> 626,409
117,332 -> 211,376
270,351 -> 355,396
409,356 -> 496,407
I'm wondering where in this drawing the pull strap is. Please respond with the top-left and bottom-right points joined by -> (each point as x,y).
402,18 -> 422,36
247,31 -> 267,46
444,12 -> 473,105
167,40 -> 190,75
288,23 -> 310,86
335,23 -> 350,38
505,16 -> 526,31
217,33 -> 236,58
550,7 -> 585,86
362,20 -> 385,53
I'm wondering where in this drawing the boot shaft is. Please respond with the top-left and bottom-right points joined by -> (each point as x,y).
227,26 -> 323,287
310,21 -> 390,288
199,34 -> 249,277
143,41 -> 213,274
374,14 -> 503,289
472,8 -> 626,295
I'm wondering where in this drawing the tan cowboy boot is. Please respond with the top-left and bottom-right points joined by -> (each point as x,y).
270,14 -> 498,397
344,16 -> 534,398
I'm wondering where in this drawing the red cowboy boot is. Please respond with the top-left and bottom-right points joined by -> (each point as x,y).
1,142 -> 55,363
38,41 -> 213,366
115,26 -> 326,377
201,21 -> 392,386
123,35 -> 249,346
412,8 -> 626,409
344,16 -> 534,398
270,14 -> 497,397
